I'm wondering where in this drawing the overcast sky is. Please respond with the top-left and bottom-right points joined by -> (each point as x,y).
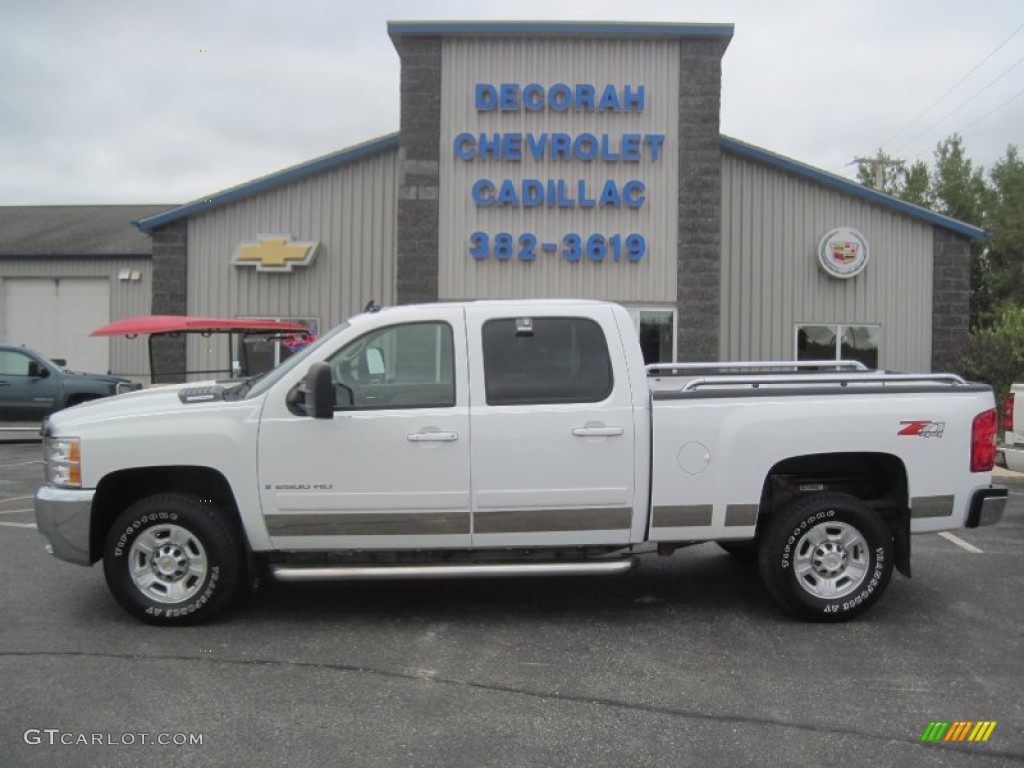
2,0 -> 1021,206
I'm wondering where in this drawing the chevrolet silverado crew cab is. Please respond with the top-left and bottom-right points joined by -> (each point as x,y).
35,300 -> 1007,625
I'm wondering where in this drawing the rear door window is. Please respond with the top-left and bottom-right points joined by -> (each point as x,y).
482,317 -> 613,405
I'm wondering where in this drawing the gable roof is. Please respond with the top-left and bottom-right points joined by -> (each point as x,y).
0,205 -> 174,257
135,133 -> 399,233
720,136 -> 986,240
133,131 -> 986,241
387,20 -> 735,41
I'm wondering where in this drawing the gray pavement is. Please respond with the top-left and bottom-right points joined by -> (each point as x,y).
1,442 -> 1022,767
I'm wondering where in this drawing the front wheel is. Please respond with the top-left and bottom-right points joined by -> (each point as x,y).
103,494 -> 244,625
758,492 -> 894,621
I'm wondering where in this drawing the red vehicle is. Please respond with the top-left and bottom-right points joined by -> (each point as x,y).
90,315 -> 313,382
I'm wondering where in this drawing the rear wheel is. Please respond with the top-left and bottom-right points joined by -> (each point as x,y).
758,492 -> 894,621
103,494 -> 244,625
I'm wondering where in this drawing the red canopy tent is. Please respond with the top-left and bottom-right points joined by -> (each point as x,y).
90,315 -> 313,382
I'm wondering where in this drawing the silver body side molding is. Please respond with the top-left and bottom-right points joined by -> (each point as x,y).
271,558 -> 637,582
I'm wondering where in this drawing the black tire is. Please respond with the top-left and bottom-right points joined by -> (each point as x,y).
717,541 -> 758,561
757,492 -> 894,622
103,494 -> 244,625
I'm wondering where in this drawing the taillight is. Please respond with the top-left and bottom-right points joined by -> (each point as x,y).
1004,393 -> 1015,432
971,408 -> 997,472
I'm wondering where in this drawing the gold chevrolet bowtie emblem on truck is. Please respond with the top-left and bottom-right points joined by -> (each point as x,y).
232,235 -> 319,273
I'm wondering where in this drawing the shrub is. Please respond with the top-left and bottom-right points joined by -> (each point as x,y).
961,305 -> 1024,403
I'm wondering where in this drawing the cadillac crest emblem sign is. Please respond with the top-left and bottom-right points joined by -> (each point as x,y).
817,227 -> 869,279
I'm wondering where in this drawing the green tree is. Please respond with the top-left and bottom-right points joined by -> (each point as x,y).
961,304 -> 1024,404
930,135 -> 989,222
855,135 -> 1023,331
855,153 -> 931,206
855,149 -> 904,194
985,145 -> 1024,312
930,135 -> 991,328
897,160 -> 932,207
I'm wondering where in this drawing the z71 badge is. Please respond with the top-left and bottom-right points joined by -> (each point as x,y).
898,421 -> 946,438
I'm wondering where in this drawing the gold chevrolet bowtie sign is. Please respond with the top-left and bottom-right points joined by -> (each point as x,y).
232,235 -> 319,273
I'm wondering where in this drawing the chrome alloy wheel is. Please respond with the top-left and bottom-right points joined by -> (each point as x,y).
792,521 -> 869,599
128,524 -> 209,604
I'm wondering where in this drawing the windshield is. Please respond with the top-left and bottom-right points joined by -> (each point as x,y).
240,321 -> 349,399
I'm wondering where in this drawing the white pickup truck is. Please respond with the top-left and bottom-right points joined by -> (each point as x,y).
35,300 -> 1007,625
998,383 -> 1024,472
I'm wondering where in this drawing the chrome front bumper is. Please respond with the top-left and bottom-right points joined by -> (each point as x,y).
34,486 -> 95,566
966,486 -> 1008,528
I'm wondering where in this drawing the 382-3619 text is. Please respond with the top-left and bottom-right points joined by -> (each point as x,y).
469,232 -> 646,263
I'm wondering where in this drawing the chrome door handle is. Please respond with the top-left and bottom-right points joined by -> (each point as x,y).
572,426 -> 623,437
407,431 -> 459,442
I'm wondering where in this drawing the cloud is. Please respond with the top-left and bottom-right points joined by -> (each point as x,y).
1,0 -> 1021,203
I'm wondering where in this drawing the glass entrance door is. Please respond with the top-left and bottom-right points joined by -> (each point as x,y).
627,308 -> 676,365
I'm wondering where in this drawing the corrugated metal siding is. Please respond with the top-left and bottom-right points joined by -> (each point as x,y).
438,38 -> 679,302
0,258 -> 152,382
186,149 -> 398,375
721,151 -> 934,371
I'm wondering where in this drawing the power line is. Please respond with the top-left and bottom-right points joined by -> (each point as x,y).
901,86 -> 1024,167
895,54 -> 1024,153
959,83 -> 1024,132
877,21 -> 1024,148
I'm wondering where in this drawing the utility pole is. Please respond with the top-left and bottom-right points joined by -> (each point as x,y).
851,150 -> 904,190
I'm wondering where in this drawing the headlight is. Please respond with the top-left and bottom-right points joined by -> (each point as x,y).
45,437 -> 82,488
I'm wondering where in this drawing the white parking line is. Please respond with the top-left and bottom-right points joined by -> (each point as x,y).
0,521 -> 36,529
0,496 -> 34,504
938,531 -> 984,554
0,461 -> 43,467
0,509 -> 32,515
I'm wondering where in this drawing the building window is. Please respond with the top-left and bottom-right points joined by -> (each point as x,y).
796,324 -> 880,369
482,317 -> 613,406
626,307 -> 676,364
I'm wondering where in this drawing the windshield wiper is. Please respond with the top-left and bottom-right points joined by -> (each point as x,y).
224,372 -> 266,400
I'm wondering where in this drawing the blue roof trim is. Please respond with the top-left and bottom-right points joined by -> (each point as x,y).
387,20 -> 734,40
136,129 -> 982,241
720,136 -> 986,240
135,133 -> 400,233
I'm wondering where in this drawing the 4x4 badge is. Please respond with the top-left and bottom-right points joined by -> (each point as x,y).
898,420 -> 946,438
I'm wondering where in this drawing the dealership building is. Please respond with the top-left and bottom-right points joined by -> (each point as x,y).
1,21 -> 984,383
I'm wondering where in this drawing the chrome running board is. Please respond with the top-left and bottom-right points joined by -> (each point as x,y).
271,558 -> 636,582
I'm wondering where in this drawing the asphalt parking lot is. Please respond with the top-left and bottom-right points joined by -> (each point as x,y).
1,441 -> 1022,767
